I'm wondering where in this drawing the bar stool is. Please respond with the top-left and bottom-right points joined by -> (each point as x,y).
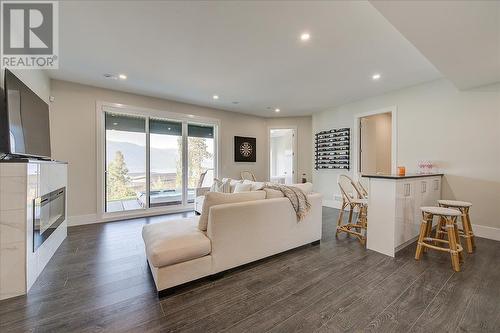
336,175 -> 368,245
437,200 -> 475,253
415,206 -> 463,272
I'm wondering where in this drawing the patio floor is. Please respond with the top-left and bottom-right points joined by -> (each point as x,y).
106,199 -> 143,212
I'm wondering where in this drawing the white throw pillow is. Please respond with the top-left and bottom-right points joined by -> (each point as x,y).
233,182 -> 253,193
222,178 -> 243,193
198,191 -> 267,231
210,178 -> 231,193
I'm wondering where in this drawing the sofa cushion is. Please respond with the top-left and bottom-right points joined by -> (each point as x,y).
242,179 -> 265,191
142,216 -> 211,268
233,182 -> 252,193
198,191 -> 266,231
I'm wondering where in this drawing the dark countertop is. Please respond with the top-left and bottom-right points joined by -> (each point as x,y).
362,173 -> 443,180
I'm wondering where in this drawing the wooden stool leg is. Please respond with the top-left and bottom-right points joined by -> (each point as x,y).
336,201 -> 346,236
467,212 -> 476,250
423,215 -> 433,253
347,205 -> 354,228
435,216 -> 445,240
454,217 -> 464,263
360,205 -> 368,229
461,208 -> 474,253
446,217 -> 461,272
415,213 -> 429,260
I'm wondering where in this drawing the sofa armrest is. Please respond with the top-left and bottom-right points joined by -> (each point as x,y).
196,187 -> 210,197
206,193 -> 322,273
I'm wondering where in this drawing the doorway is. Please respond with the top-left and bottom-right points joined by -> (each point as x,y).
359,112 -> 392,175
269,128 -> 296,184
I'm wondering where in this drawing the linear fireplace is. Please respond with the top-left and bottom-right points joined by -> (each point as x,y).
33,187 -> 66,252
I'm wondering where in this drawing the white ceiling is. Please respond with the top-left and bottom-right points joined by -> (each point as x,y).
50,1 -> 445,117
371,0 -> 500,90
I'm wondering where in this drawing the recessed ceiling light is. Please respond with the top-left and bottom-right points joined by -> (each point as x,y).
112,122 -> 118,126
372,73 -> 381,80
275,108 -> 280,113
118,74 -> 127,80
212,95 -> 219,100
300,33 -> 311,41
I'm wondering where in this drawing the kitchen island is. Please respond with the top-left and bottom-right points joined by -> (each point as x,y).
363,173 -> 443,257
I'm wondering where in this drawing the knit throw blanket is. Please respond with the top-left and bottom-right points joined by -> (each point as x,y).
263,184 -> 311,221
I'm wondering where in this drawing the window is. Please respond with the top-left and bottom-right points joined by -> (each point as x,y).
100,104 -> 218,217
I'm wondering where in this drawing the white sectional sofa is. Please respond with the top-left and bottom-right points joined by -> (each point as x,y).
142,188 -> 322,294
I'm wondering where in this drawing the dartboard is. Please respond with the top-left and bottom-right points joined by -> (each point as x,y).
234,136 -> 256,162
240,142 -> 253,157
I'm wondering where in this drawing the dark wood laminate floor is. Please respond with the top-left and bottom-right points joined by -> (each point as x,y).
1,207 -> 499,333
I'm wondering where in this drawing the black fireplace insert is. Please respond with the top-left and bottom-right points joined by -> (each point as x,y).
33,187 -> 66,252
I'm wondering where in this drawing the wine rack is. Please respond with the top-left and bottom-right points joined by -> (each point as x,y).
315,128 -> 350,170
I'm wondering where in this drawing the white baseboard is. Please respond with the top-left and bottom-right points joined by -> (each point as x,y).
472,224 -> 500,242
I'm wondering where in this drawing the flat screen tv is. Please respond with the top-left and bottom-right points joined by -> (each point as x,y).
0,69 -> 51,159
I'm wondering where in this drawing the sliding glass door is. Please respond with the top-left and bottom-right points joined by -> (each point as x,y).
187,124 -> 215,203
103,109 -> 216,214
149,119 -> 183,207
105,113 -> 146,213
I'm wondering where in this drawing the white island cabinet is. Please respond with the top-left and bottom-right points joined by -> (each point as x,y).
363,174 -> 443,257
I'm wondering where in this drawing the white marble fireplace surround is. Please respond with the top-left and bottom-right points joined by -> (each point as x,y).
0,161 -> 67,300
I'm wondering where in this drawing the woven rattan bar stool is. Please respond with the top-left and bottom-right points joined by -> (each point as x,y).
436,200 -> 475,253
415,206 -> 463,272
336,175 -> 368,245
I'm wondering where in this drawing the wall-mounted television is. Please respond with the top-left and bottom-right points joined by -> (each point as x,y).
0,69 -> 51,159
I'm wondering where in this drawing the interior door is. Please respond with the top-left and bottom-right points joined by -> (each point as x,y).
360,117 -> 377,174
269,128 -> 295,184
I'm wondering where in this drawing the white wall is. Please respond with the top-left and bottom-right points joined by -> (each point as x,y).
49,80 -> 312,222
313,79 -> 500,230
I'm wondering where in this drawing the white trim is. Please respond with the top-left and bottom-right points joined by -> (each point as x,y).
267,126 -> 298,184
352,106 -> 398,180
181,122 -> 188,206
95,101 -> 219,221
472,224 -> 500,242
